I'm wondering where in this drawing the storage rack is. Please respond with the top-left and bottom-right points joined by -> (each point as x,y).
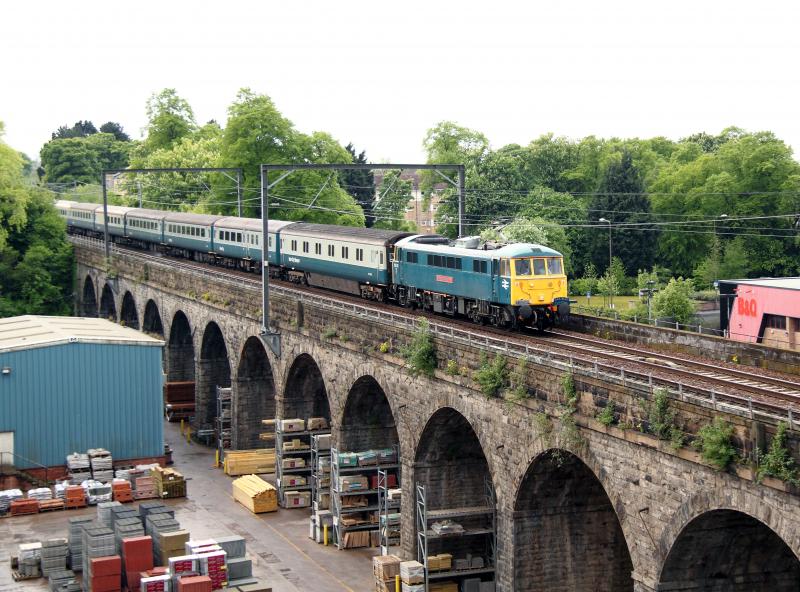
415,477 -> 496,591
215,386 -> 232,455
331,446 -> 401,551
310,433 -> 331,511
377,468 -> 400,554
275,419 -> 330,508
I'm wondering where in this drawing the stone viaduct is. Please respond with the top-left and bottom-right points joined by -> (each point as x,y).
74,240 -> 800,592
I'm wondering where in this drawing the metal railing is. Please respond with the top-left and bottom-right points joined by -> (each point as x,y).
71,236 -> 799,429
0,451 -> 51,485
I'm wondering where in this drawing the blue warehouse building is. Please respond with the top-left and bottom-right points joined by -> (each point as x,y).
0,316 -> 164,470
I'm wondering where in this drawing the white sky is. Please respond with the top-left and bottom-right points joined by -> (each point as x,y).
2,0 -> 799,164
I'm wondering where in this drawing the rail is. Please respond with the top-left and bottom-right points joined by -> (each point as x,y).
0,451 -> 51,485
70,235 -> 799,430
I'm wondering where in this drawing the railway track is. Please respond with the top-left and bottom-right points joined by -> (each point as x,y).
73,236 -> 800,417
542,330 -> 800,406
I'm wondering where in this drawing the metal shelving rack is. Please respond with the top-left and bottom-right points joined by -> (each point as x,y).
215,386 -> 232,456
275,420 -> 329,508
377,468 -> 400,554
331,446 -> 401,550
416,477 -> 496,591
311,433 -> 331,511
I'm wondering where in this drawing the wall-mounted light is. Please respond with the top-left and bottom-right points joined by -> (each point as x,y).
1,367 -> 11,376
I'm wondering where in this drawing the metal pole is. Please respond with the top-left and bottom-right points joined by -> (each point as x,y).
102,170 -> 110,259
261,167 -> 270,335
137,181 -> 142,208
237,169 -> 243,218
457,166 -> 465,238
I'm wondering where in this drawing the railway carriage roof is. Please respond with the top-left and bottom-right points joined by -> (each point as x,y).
100,205 -> 135,215
279,222 -> 414,246
126,208 -> 167,220
55,200 -> 77,208
215,217 -> 294,233
71,202 -> 102,212
163,211 -> 223,225
395,236 -> 563,258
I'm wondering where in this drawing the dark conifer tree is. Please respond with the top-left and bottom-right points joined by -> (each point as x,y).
339,144 -> 376,226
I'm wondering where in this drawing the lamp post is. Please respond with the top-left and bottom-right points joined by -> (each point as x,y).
714,213 -> 728,237
599,217 -> 613,308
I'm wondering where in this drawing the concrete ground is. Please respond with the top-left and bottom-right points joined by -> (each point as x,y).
0,421 -> 381,592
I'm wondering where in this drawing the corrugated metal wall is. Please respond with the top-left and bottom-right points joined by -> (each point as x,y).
0,342 -> 164,468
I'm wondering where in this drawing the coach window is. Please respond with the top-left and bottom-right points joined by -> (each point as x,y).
515,258 -> 532,276
328,245 -> 334,257
315,243 -> 321,255
291,240 -> 297,251
533,258 -> 547,275
500,259 -> 510,276
303,241 -> 309,253
447,256 -> 456,269
237,233 -> 242,242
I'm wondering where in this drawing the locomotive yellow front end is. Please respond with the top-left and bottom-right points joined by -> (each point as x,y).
508,247 -> 569,328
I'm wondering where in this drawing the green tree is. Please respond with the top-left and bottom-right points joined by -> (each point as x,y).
40,133 -> 131,184
0,123 -> 73,316
52,120 -> 97,139
98,122 -> 130,142
143,89 -> 196,152
339,144 -> 375,226
373,170 -> 414,230
652,277 -> 695,324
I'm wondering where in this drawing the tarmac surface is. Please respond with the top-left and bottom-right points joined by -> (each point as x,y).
0,421 -> 379,592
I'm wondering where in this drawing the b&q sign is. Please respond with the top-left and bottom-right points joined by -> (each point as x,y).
737,297 -> 757,318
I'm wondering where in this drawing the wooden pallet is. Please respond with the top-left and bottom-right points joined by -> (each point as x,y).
38,499 -> 65,512
224,449 -> 276,476
12,569 -> 39,581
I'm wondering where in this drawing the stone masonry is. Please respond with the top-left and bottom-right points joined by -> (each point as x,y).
75,244 -> 800,591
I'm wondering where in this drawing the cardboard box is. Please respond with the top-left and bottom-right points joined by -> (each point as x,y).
280,419 -> 305,432
399,561 -> 424,585
283,491 -> 310,508
280,476 -> 307,488
373,555 -> 401,580
281,458 -> 305,469
140,574 -> 170,592
338,475 -> 368,492
336,453 -> 358,467
307,417 -> 328,430
370,474 -> 398,489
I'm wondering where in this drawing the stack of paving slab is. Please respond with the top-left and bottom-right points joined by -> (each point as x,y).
83,481 -> 112,505
67,453 -> 91,485
0,488 -> 23,515
114,517 -> 145,554
97,502 -> 122,527
67,517 -> 95,571
210,536 -> 254,587
19,542 -> 43,578
80,526 -> 115,585
41,538 -> 69,576
89,449 -> 114,483
109,504 -> 139,528
48,569 -> 79,592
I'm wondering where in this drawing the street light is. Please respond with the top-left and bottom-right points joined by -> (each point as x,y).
599,217 -> 613,309
714,213 -> 728,237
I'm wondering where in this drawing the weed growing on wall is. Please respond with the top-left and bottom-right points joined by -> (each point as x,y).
694,417 -> 737,470
473,352 -> 509,398
402,318 -> 437,377
756,422 -> 799,485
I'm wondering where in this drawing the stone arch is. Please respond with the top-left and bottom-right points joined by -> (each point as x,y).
120,291 -> 139,329
339,376 -> 399,452
282,354 -> 331,422
167,310 -> 195,382
414,407 -> 494,566
82,275 -> 98,317
143,299 -> 164,336
235,337 -> 276,449
658,509 -> 800,590
197,321 -> 231,430
513,449 -> 633,591
99,283 -> 117,321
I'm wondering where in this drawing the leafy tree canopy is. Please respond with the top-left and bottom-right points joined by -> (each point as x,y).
40,133 -> 131,184
373,170 -> 415,231
52,120 -> 97,140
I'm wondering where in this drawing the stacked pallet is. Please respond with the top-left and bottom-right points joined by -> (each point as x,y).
67,453 -> 91,484
121,536 -> 153,592
176,575 -> 212,592
373,555 -> 401,592
89,449 -> 114,483
84,481 -> 113,504
259,419 -> 275,447
146,518 -> 180,566
112,481 -> 133,503
399,561 -> 424,592
81,527 -> 115,587
224,450 -> 276,476
67,517 -> 95,571
88,555 -> 121,592
140,568 -> 170,592
109,505 -> 139,529
0,488 -> 23,515
134,476 -> 157,500
157,531 -> 190,566
48,569 -> 79,592
97,502 -> 122,528
232,475 -> 277,514
10,499 -> 39,516
151,467 -> 186,499
41,538 -> 69,576
29,487 -> 54,501
114,518 -> 145,553
66,486 -> 87,509
17,542 -> 42,578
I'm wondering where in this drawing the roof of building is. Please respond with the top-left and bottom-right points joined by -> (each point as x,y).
280,222 -> 414,246
718,277 -> 800,291
0,316 -> 164,353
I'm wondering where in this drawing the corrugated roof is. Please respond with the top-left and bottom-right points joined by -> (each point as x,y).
0,316 -> 164,353
718,277 -> 800,291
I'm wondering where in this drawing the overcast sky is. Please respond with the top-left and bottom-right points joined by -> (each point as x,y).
2,1 -> 799,163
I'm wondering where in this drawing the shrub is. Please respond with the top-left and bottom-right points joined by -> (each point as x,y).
596,402 -> 616,427
652,277 -> 696,324
508,358 -> 529,401
322,326 -> 338,339
561,373 -> 577,410
473,353 -> 509,398
646,389 -> 679,441
756,422 -> 799,485
445,359 -> 459,376
402,319 -> 437,377
694,418 -> 737,470
379,340 -> 391,354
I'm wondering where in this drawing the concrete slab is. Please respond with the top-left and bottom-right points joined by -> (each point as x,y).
0,421 -> 389,592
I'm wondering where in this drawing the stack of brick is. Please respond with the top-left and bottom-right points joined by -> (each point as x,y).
10,499 -> 39,516
138,502 -> 166,522
121,536 -> 153,592
97,502 -> 122,528
176,576 -> 212,592
18,542 -> 42,578
48,569 -> 79,592
66,486 -> 87,509
133,476 -> 156,500
110,506 -> 140,531
158,531 -> 190,567
112,481 -> 134,503
147,518 -> 180,566
151,467 -> 186,499
114,518 -> 145,554
41,538 -> 69,576
67,517 -> 95,571
373,555 -> 401,592
88,556 -> 121,592
81,527 -> 115,586
89,449 -> 114,483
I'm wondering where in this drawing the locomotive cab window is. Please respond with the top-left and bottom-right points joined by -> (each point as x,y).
547,257 -> 563,275
500,259 -> 510,276
473,260 -> 488,274
514,258 -> 532,276
406,251 -> 418,264
533,258 -> 547,275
